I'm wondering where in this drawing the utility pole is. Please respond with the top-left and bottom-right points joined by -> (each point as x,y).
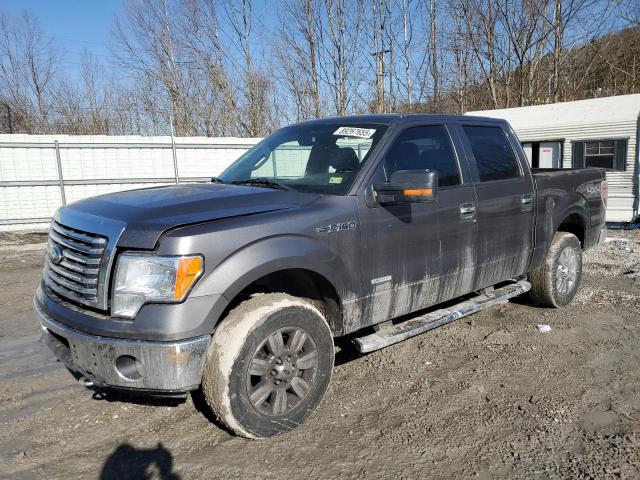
162,0 -> 180,184
371,49 -> 391,113
169,99 -> 179,185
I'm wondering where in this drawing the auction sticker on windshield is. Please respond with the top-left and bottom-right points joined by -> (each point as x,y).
333,127 -> 376,139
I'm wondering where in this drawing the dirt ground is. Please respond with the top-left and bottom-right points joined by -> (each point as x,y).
1,229 -> 640,480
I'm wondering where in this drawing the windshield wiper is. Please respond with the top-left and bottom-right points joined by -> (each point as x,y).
230,178 -> 291,191
210,177 -> 225,183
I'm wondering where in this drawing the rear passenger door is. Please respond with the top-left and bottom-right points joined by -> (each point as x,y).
458,122 -> 535,289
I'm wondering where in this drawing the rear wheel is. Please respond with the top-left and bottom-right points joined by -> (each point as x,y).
529,232 -> 582,307
201,293 -> 334,438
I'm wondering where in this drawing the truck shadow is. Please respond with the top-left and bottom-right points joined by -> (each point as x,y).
100,442 -> 180,480
90,386 -> 186,408
334,335 -> 366,366
508,294 -> 539,308
190,389 -> 237,436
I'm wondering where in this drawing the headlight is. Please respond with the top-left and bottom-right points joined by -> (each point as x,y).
112,254 -> 204,318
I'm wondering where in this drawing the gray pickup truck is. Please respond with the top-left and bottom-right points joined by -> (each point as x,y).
35,114 -> 607,438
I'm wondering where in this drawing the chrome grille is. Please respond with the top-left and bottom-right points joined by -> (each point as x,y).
43,220 -> 108,309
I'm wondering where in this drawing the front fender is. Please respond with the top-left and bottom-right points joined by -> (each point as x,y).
191,234 -> 354,309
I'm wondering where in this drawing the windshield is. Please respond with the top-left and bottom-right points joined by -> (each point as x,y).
219,122 -> 389,195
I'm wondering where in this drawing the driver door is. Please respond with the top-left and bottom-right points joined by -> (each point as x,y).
356,122 -> 477,327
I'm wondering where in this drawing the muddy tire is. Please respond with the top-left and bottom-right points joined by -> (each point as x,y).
201,293 -> 334,439
529,232 -> 582,308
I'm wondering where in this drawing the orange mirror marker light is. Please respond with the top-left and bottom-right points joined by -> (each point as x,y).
403,188 -> 433,196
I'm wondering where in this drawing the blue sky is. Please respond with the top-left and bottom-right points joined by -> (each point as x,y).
1,0 -> 121,74
0,0 -> 276,79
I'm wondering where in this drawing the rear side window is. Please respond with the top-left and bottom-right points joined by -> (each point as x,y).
463,126 -> 521,182
386,125 -> 461,187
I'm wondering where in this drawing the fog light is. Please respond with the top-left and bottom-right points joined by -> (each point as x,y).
115,355 -> 143,381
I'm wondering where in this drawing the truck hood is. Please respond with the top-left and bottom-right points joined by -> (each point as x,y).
60,183 -> 319,249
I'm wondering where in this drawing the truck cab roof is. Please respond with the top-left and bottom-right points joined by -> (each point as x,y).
295,113 -> 506,126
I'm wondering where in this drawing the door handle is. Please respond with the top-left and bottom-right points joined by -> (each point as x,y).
521,194 -> 534,211
459,203 -> 476,221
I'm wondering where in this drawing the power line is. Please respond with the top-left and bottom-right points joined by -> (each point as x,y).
57,36 -> 110,48
63,50 -> 119,60
2,101 -> 168,111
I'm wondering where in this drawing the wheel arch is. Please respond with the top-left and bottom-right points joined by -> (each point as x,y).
195,235 -> 353,336
556,211 -> 587,248
220,268 -> 344,336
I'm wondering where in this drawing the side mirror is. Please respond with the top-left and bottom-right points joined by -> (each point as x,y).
373,170 -> 438,205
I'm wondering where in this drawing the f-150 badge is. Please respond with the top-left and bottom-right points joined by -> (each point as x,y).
316,221 -> 357,233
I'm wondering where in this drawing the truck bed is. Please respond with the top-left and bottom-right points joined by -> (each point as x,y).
529,166 -> 607,269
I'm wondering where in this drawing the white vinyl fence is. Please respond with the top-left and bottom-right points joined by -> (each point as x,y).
0,134 -> 261,231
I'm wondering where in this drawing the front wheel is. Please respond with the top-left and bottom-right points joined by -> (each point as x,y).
529,231 -> 583,307
201,293 -> 334,438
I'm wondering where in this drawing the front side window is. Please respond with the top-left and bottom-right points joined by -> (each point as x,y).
463,125 -> 521,182
220,123 -> 388,195
385,125 -> 461,187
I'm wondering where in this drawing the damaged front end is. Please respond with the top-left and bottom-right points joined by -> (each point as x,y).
36,299 -> 210,393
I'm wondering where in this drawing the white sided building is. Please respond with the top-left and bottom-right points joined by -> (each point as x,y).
468,94 -> 640,223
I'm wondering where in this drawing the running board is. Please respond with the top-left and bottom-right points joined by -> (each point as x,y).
353,279 -> 531,353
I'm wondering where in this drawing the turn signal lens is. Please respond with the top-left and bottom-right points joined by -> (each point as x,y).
175,256 -> 204,299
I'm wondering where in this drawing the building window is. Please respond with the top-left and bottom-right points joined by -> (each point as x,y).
584,140 -> 615,169
572,139 -> 627,171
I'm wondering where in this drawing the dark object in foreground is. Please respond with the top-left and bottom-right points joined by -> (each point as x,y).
100,443 -> 180,480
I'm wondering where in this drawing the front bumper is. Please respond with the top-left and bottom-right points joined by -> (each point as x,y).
36,300 -> 211,392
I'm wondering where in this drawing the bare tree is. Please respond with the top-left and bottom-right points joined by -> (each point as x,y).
458,0 -> 504,108
495,0 -> 552,106
180,0 -> 240,135
113,0 -> 185,134
221,0 -> 273,135
619,0 -> 640,27
368,0 -> 392,113
2,1 -> 640,135
0,10 -> 59,133
277,0 -> 322,120
447,0 -> 474,113
398,0 -> 415,109
323,0 -> 354,115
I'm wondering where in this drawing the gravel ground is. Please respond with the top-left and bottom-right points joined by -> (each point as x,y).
1,229 -> 639,479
